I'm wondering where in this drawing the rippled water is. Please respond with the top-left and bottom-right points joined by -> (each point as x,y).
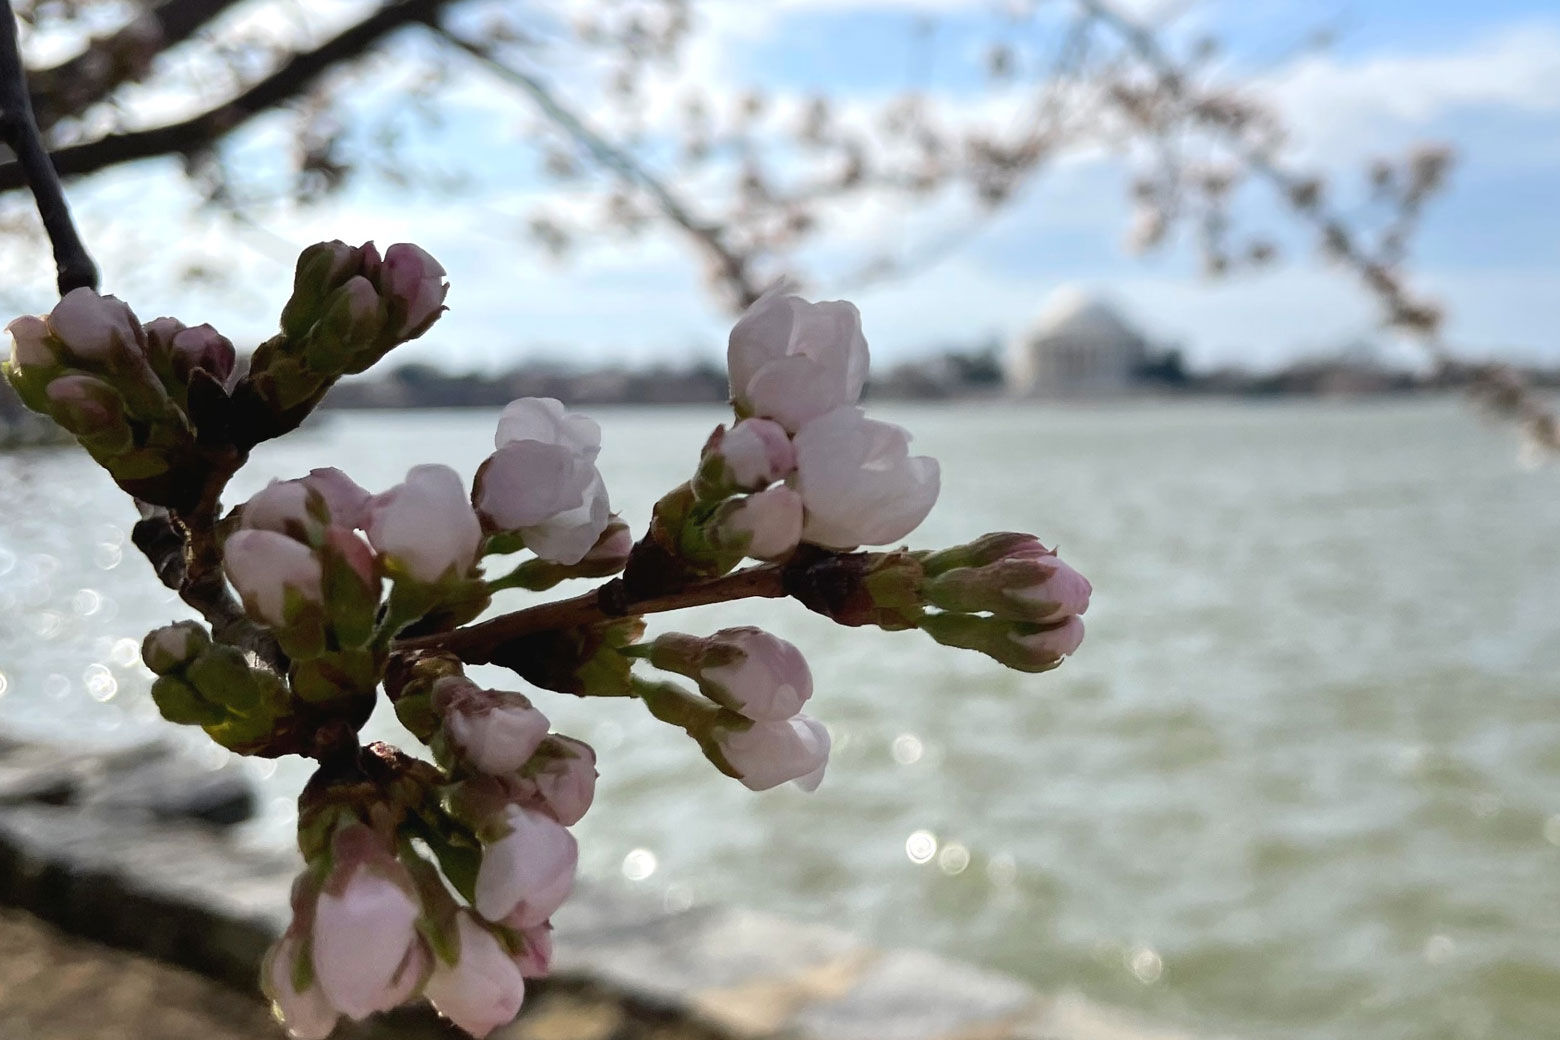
2,398 -> 1558,1040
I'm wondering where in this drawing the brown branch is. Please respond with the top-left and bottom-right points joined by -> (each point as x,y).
0,0 -> 97,293
394,563 -> 788,662
430,24 -> 766,311
26,0 -> 247,133
0,0 -> 454,193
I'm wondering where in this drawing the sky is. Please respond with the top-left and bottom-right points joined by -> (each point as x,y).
22,0 -> 1560,374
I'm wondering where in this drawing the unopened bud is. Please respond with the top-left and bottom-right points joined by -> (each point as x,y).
46,288 -> 142,365
307,276 -> 385,373
45,373 -> 132,450
169,324 -> 236,384
710,486 -> 803,562
6,315 -> 56,372
917,612 -> 1084,673
694,418 -> 795,498
650,627 -> 812,721
705,712 -> 830,791
378,243 -> 448,340
918,532 -> 1044,576
924,549 -> 1091,623
141,621 -> 210,675
281,240 -> 363,338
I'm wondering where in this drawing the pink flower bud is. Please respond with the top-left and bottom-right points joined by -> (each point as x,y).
716,485 -> 803,561
475,805 -> 578,926
1009,615 -> 1085,665
582,515 -> 632,570
727,292 -> 869,433
1006,556 -> 1091,621
381,243 -> 449,338
263,934 -> 339,1040
424,911 -> 525,1038
494,396 -> 601,456
476,442 -> 611,566
519,736 -> 597,826
46,288 -> 141,364
657,627 -> 812,721
435,677 -> 552,775
713,713 -> 831,792
245,468 -> 372,535
223,529 -> 324,626
366,464 -> 482,583
311,828 -> 427,1021
6,315 -> 56,371
168,323 -> 236,383
793,406 -> 939,549
325,527 -> 380,590
44,373 -> 128,440
709,418 -> 795,491
512,923 -> 554,979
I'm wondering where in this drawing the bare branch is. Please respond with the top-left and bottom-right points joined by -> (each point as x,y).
0,0 -> 97,293
0,0 -> 454,194
27,0 -> 247,133
431,23 -> 765,310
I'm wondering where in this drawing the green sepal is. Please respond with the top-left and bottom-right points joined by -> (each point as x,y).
150,675 -> 227,727
184,644 -> 263,715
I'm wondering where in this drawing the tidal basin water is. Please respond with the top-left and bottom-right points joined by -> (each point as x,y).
2,398 -> 1558,1040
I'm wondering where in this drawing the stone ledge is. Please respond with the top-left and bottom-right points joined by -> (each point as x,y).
0,737 -> 1207,1040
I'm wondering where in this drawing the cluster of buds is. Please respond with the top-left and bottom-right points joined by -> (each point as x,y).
7,239 -> 1093,1039
262,655 -> 598,1039
3,289 -> 229,507
640,627 -> 829,791
243,241 -> 448,432
630,291 -> 940,595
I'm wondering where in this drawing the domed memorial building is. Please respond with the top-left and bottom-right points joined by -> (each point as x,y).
1005,287 -> 1150,397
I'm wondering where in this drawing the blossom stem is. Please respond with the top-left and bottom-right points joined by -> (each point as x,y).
394,562 -> 788,661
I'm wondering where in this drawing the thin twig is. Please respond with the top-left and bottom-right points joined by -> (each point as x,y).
431,23 -> 765,310
0,1 -> 97,294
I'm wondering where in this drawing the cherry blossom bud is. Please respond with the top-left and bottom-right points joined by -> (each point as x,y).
652,628 -> 812,721
697,418 -> 795,496
712,485 -> 803,561
282,240 -> 364,338
263,935 -> 339,1040
245,468 -> 372,535
512,923 -> 554,978
924,547 -> 1091,624
477,399 -> 611,565
366,464 -> 482,583
518,736 -> 597,826
493,396 -> 600,456
311,828 -> 427,1020
424,911 -> 525,1038
475,805 -> 578,926
727,292 -> 869,432
581,515 -> 632,571
711,713 -> 831,791
309,276 -> 386,371
6,315 -> 55,371
168,323 -> 236,383
435,677 -> 552,775
793,406 -> 939,549
918,613 -> 1084,673
44,374 -> 131,446
141,621 -> 210,675
223,529 -> 324,626
47,288 -> 141,364
380,243 -> 449,339
1008,615 -> 1086,664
